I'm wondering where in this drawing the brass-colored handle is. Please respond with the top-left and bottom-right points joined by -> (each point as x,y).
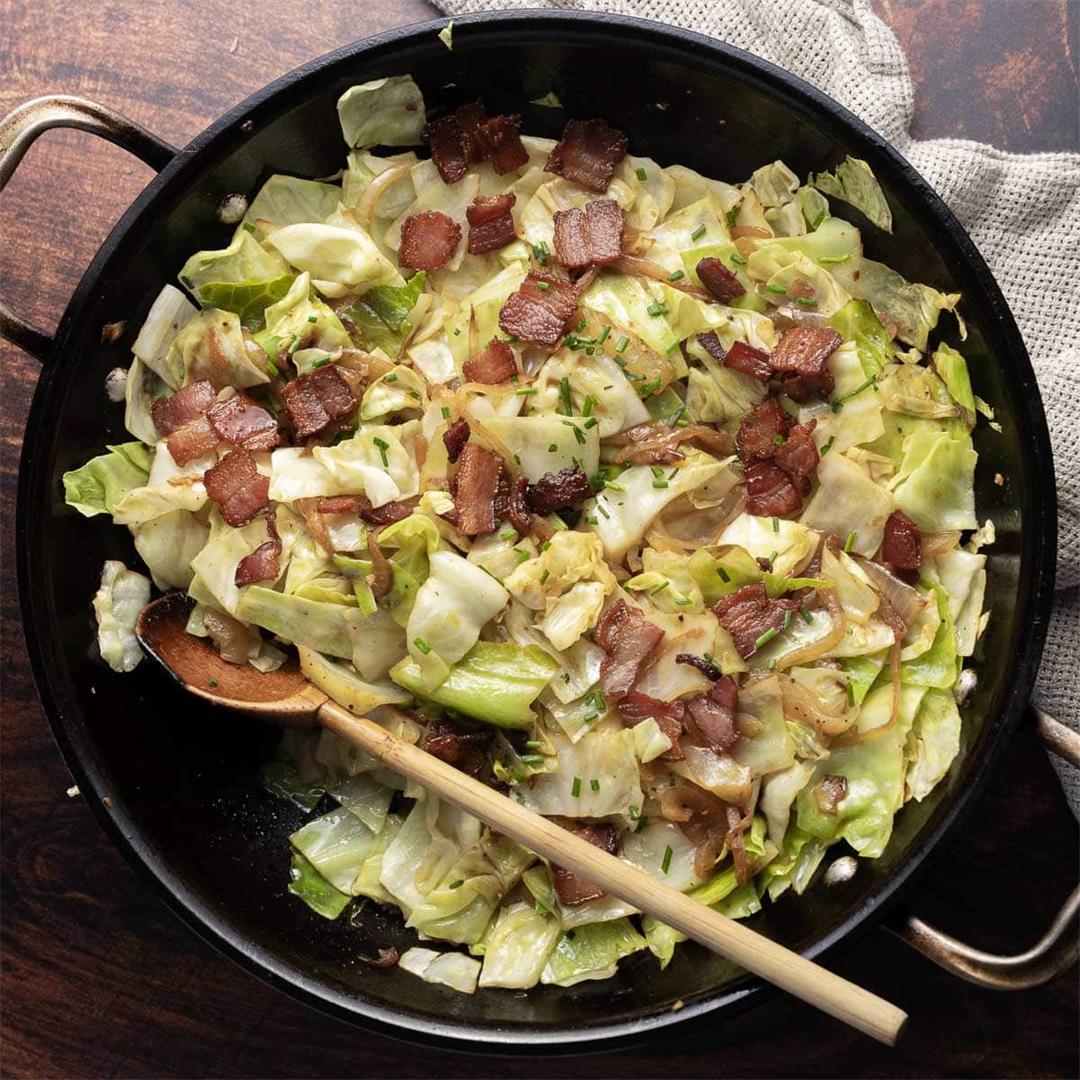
0,95 -> 177,362
892,710 -> 1079,990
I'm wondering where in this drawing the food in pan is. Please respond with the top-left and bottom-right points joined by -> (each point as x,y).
64,74 -> 991,993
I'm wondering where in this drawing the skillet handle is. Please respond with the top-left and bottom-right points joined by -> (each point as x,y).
0,95 -> 177,362
890,710 -> 1080,989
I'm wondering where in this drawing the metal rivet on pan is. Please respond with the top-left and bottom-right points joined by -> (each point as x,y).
825,856 -> 858,886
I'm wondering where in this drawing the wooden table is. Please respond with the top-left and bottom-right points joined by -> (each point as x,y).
2,1 -> 1077,1076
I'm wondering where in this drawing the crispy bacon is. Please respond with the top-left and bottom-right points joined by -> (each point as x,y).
675,653 -> 723,681
685,676 -> 740,754
773,419 -> 819,494
696,258 -> 746,302
427,114 -> 470,184
234,510 -> 281,587
552,822 -> 619,906
466,192 -> 518,254
595,599 -> 665,697
524,466 -> 593,515
882,510 -> 922,572
745,461 -> 804,517
552,199 -> 624,270
207,392 -> 280,452
399,211 -> 461,272
498,271 -> 580,346
280,365 -> 358,440
736,397 -> 792,466
546,118 -> 628,193
442,417 -> 471,464
453,443 -> 502,536
713,583 -> 799,660
697,331 -> 726,362
475,114 -> 528,174
151,380 -> 216,435
617,691 -> 685,761
204,449 -> 269,527
462,339 -> 517,384
494,472 -> 534,536
421,715 -> 494,780
166,416 -> 220,466
814,774 -> 849,815
608,421 -> 734,466
770,326 -> 840,403
312,494 -> 413,525
724,340 -> 773,382
454,102 -> 489,163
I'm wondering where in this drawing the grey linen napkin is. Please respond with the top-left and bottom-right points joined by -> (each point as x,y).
431,0 -> 1080,812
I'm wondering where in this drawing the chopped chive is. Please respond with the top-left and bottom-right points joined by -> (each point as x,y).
449,879 -> 464,890
635,166 -> 648,181
651,580 -> 670,593
500,528 -> 517,541
515,386 -> 538,396
514,547 -> 530,564
311,357 -> 331,369
844,531 -> 857,552
818,254 -> 850,265
765,283 -> 787,294
590,778 -> 600,791
794,297 -> 818,308
526,740 -> 543,750
730,252 -> 747,266
584,416 -> 599,429
306,314 -> 318,324
571,776 -> 582,798
667,270 -> 685,282
772,516 -> 780,533
628,804 -> 640,821
715,565 -> 731,582
539,569 -> 550,585
241,222 -> 256,235
754,626 -> 780,649
615,335 -> 629,353
532,241 -> 549,265
584,514 -> 598,525
638,378 -> 661,398
542,540 -> 552,551
690,225 -> 706,242
668,405 -> 687,428
799,605 -> 814,625
441,405 -> 451,419
831,375 -> 877,411
537,280 -> 551,291
596,502 -> 609,519
561,420 -> 586,445
265,360 -> 279,378
652,479 -> 669,489
383,372 -> 398,382
645,302 -> 668,317
604,480 -> 625,493
520,754 -> 546,767
208,677 -> 218,688
596,326 -> 610,345
548,442 -> 558,453
674,596 -> 692,607
558,376 -> 573,416
650,465 -> 665,477
782,609 -> 793,631
846,680 -> 857,706
725,207 -> 738,227
811,209 -> 828,230
582,394 -> 597,417
372,436 -> 389,466
820,434 -> 835,456
661,845 -> 673,874
774,433 -> 786,447
413,636 -> 432,655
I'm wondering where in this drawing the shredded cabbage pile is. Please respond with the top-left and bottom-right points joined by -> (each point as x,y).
66,74 -> 990,994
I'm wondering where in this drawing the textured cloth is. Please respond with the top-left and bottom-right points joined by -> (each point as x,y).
431,0 -> 1080,810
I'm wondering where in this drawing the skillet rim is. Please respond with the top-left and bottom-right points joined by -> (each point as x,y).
14,9 -> 1058,1053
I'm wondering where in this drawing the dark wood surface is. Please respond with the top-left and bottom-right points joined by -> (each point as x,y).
2,2 -> 1077,1076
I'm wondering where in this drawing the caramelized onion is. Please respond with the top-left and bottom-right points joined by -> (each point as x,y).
857,557 -> 927,626
921,530 -> 962,557
355,164 -> 413,229
775,586 -> 846,670
778,673 -> 857,737
834,639 -> 902,747
203,608 -> 256,666
610,255 -> 713,302
366,530 -> 394,598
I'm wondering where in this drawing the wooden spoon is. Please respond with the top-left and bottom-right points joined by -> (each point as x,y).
137,592 -> 907,1045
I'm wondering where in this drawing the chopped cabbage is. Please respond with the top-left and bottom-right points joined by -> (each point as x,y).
92,560 -> 151,672
63,443 -> 151,517
338,75 -> 427,149
810,156 -> 893,232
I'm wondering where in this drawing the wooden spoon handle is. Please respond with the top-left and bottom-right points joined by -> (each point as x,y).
319,702 -> 907,1045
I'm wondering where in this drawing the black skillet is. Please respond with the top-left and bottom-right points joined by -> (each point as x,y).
1,10 -> 1072,1054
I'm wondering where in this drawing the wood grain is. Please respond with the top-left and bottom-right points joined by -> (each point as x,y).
1,1 -> 1077,1077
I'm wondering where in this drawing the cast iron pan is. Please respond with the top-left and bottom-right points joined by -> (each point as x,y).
0,10 -> 1063,1053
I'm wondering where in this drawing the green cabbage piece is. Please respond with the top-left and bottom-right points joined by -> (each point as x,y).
339,271 -> 426,356
541,918 -> 647,987
63,442 -> 151,517
581,274 -> 678,355
290,807 -> 384,893
93,560 -> 151,673
478,902 -> 562,989
390,643 -> 559,729
164,308 -> 271,389
757,828 -> 828,901
242,175 -> 342,234
930,343 -> 976,428
751,160 -> 800,207
482,415 -> 601,481
288,851 -> 351,919
900,586 -> 959,689
621,820 -> 701,892
811,156 -> 893,232
878,364 -> 958,421
337,75 -> 426,149
800,451 -> 896,557
261,272 -> 352,361
924,549 -> 986,657
198,273 -> 297,329
260,759 -> 326,811
890,427 -> 977,531
745,217 -> 862,276
179,230 -> 290,296
132,510 -> 209,590
829,299 -> 893,379
132,284 -> 198,389
905,688 -> 962,801
123,358 -> 169,446
840,653 -> 887,705
399,947 -> 482,994
236,586 -> 363,660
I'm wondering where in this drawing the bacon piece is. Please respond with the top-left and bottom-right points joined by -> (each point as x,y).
552,199 -> 624,270
713,583 -> 799,660
770,326 -> 841,403
696,258 -> 746,302
608,421 -> 734,466
427,115 -> 470,184
697,331 -> 726,362
399,211 -> 462,272
280,365 -> 358,440
814,774 -> 849,815
453,443 -> 502,536
675,653 -> 723,681
466,192 -> 518,254
462,339 -> 516,384
498,271 -> 580,346
493,473 -> 534,536
617,691 -> 685,761
745,461 -> 804,517
442,417 -> 471,464
736,396 -> 792,466
685,676 -> 740,753
596,599 -> 665,697
524,466 -> 593,515
545,118 -> 628,193
421,715 -> 494,780
882,509 -> 923,572
552,823 -> 619,906
204,449 -> 269,527
151,380 -> 216,435
773,420 -> 819,495
724,340 -> 773,382
166,416 -> 220,466
475,114 -> 528,174
312,494 -> 413,525
235,510 -> 281,587
207,392 -> 280,452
